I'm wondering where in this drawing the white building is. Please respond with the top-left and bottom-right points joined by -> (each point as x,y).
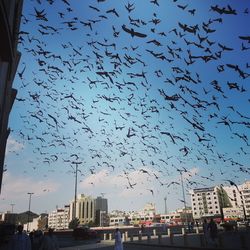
190,181 -> 250,220
48,205 -> 70,230
190,187 -> 221,220
240,181 -> 250,217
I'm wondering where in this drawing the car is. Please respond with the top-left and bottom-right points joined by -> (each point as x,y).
73,227 -> 98,240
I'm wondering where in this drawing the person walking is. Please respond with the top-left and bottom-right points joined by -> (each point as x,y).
114,228 -> 123,250
39,228 -> 59,250
9,224 -> 32,250
202,219 -> 209,246
208,218 -> 218,246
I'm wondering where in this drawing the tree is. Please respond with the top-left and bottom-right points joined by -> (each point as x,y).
69,218 -> 80,229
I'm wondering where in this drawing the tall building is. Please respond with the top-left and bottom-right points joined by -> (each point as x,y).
190,187 -> 222,220
48,205 -> 70,230
70,194 -> 95,225
95,196 -> 108,226
0,0 -> 24,192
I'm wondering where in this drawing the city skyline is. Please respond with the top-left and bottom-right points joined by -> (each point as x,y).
0,0 -> 249,215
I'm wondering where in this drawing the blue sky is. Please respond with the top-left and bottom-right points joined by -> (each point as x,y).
0,0 -> 249,215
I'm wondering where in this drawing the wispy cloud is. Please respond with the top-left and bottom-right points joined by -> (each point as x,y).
6,136 -> 24,155
1,172 -> 60,200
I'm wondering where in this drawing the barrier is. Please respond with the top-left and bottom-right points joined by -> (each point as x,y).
147,234 -> 151,242
138,233 -> 142,241
125,231 -> 128,241
158,233 -> 162,244
183,233 -> 188,246
130,235 -> 133,242
169,233 -> 174,245
240,233 -> 246,248
109,233 -> 112,240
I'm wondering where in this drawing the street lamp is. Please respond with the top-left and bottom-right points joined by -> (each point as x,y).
179,170 -> 188,225
164,196 -> 168,214
10,203 -> 15,213
71,161 -> 82,220
27,192 -> 34,232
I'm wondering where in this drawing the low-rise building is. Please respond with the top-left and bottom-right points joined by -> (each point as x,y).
48,205 -> 70,230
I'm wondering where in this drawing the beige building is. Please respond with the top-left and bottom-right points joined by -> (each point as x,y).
0,0 -> 24,192
70,194 -> 95,225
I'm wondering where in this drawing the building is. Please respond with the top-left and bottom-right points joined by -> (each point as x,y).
0,212 -> 17,224
190,181 -> 250,220
23,214 -> 48,232
190,187 -> 222,220
48,205 -> 70,230
0,0 -> 24,193
70,194 -> 95,225
95,196 -> 108,227
223,181 -> 250,219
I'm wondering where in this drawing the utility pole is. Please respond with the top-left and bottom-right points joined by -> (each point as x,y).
72,161 -> 82,220
164,197 -> 167,214
27,192 -> 34,232
10,203 -> 15,213
180,171 -> 188,225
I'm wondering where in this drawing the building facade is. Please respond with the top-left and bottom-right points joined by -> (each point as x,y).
48,205 -> 70,230
0,0 -> 24,192
70,194 -> 95,225
190,181 -> 250,220
95,196 -> 108,226
190,187 -> 222,220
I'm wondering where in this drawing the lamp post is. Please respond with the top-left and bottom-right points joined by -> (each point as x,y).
10,203 -> 15,213
27,192 -> 34,232
180,171 -> 188,225
164,196 -> 168,214
71,161 -> 82,220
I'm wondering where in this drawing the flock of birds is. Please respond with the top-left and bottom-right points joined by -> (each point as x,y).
7,0 -> 250,199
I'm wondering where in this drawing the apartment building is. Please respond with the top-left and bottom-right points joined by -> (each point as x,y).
190,181 -> 250,220
190,187 -> 222,220
48,205 -> 70,230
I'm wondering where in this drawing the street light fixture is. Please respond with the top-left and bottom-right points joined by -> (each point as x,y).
179,170 -> 188,225
164,196 -> 168,214
71,161 -> 82,220
10,203 -> 15,213
27,192 -> 34,232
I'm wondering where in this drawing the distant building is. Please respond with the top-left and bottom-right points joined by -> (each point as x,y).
23,214 -> 48,231
0,0 -> 24,193
0,212 -> 18,224
70,194 -> 95,225
95,196 -> 108,227
48,205 -> 70,230
190,181 -> 250,220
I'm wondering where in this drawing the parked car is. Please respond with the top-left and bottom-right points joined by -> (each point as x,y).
73,227 -> 98,240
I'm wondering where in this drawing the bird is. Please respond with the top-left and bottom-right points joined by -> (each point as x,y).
122,25 -> 147,38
